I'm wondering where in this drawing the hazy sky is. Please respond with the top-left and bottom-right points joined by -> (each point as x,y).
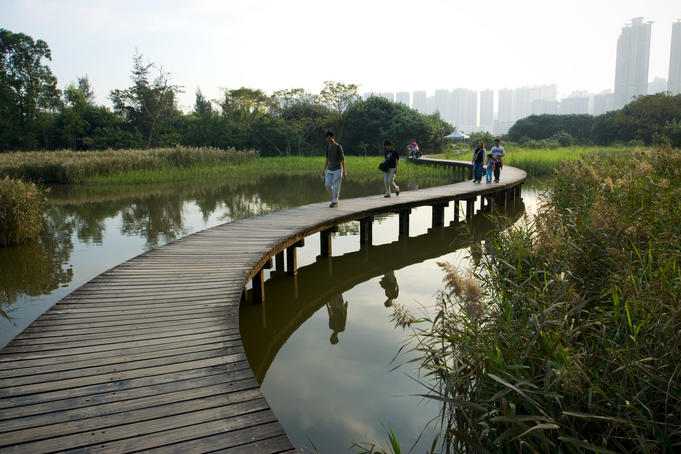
2,0 -> 679,110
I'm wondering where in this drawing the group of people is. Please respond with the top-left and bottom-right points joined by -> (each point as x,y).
322,131 -> 404,207
472,139 -> 506,184
321,132 -> 507,207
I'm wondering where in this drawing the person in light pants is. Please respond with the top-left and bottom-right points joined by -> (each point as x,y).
322,131 -> 347,207
382,140 -> 400,197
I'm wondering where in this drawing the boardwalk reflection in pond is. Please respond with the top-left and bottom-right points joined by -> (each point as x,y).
240,200 -> 525,452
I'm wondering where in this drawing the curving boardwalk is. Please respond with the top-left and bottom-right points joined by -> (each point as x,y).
0,159 -> 525,453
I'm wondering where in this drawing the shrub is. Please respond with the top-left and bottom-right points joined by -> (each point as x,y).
0,177 -> 46,246
404,149 -> 681,452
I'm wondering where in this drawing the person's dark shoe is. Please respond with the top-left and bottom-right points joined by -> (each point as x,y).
329,202 -> 338,207
384,194 -> 391,198
396,188 -> 400,196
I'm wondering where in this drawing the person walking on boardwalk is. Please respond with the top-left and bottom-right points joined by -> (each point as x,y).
382,140 -> 400,197
485,152 -> 495,184
322,131 -> 347,207
472,140 -> 485,183
490,138 -> 506,183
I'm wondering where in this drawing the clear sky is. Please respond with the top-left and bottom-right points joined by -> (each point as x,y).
2,0 -> 679,110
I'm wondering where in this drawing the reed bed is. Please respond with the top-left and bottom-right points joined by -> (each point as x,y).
83,156 -> 458,186
0,176 -> 46,245
0,149 -> 457,186
0,147 -> 259,184
398,148 -> 681,453
432,145 -> 636,177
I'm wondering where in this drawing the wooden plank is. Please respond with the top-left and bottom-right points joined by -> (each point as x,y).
0,387 -> 264,447
0,399 -> 272,453
0,362 -> 253,419
0,158 -> 526,451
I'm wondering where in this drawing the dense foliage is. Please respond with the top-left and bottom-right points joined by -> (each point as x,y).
0,29 -> 452,156
0,147 -> 259,184
0,176 -> 46,245
407,149 -> 681,453
508,93 -> 681,147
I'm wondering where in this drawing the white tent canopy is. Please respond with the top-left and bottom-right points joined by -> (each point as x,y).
443,129 -> 470,140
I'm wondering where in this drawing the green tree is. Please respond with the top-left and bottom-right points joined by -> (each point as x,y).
507,114 -> 593,143
613,93 -> 681,144
319,81 -> 359,140
272,89 -> 329,155
0,28 -> 60,150
110,53 -> 183,148
343,96 -> 451,155
60,83 -> 89,149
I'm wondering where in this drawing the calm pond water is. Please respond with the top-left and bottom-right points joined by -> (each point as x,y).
0,172 -> 537,452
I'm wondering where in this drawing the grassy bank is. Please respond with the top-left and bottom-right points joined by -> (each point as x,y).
85,156 -> 457,186
0,148 -> 457,186
401,148 -> 680,452
0,147 -> 259,184
430,145 -> 636,177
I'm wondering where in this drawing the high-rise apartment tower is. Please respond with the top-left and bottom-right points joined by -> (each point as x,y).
668,20 -> 681,95
614,17 -> 652,109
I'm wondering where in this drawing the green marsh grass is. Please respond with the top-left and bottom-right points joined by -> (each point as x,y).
431,145 -> 637,177
0,147 -> 259,184
397,148 -> 681,452
73,156 -> 459,186
0,176 -> 46,246
0,149 -> 458,186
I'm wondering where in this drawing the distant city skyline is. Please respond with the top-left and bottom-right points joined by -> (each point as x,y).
1,1 -> 679,111
364,16 -> 678,134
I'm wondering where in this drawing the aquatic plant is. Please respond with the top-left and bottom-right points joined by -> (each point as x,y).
0,176 -> 46,246
405,148 -> 681,452
0,147 -> 260,184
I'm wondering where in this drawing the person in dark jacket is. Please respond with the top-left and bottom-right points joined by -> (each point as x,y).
382,140 -> 400,197
472,140 -> 485,183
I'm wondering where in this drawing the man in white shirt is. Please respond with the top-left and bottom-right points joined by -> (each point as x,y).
490,139 -> 506,183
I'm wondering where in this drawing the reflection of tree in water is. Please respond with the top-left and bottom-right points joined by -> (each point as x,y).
326,294 -> 348,345
120,194 -> 188,249
0,208 -> 74,318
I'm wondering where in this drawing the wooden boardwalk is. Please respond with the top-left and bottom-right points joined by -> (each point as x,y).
0,159 -> 525,453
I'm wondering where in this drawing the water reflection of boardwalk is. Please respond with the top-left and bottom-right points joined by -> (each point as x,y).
0,160 -> 525,452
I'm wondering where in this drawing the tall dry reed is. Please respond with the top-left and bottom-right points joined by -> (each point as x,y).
0,177 -> 46,246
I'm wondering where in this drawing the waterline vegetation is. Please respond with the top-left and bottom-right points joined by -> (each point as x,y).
0,176 -> 46,245
392,148 -> 680,452
0,148 -> 459,186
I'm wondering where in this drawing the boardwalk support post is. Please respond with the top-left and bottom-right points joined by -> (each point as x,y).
359,217 -> 373,246
431,203 -> 447,228
252,268 -> 265,303
275,251 -> 285,273
320,226 -> 338,258
398,209 -> 411,238
286,239 -> 305,275
466,198 -> 475,221
454,200 -> 460,222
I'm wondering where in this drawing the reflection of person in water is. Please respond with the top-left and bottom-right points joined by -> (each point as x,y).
326,294 -> 348,345
379,271 -> 399,307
